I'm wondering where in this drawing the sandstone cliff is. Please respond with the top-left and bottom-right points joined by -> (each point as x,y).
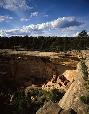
0,50 -> 79,87
36,101 -> 77,114
59,60 -> 89,114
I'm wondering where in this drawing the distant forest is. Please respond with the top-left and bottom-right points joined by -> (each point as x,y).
0,30 -> 89,51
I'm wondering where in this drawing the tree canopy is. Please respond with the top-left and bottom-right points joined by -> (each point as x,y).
78,30 -> 89,38
0,30 -> 89,51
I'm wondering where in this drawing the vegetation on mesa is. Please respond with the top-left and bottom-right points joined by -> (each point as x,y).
0,30 -> 89,51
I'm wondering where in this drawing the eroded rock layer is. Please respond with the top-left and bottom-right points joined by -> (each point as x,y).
0,50 -> 80,88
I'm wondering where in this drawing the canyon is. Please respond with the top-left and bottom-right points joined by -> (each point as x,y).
0,49 -> 80,89
1,49 -> 89,114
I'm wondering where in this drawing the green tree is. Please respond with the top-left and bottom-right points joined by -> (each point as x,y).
50,89 -> 65,103
78,30 -> 88,38
80,96 -> 89,104
81,61 -> 88,81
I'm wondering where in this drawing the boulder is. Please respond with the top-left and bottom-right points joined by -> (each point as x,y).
60,108 -> 77,114
36,101 -> 62,114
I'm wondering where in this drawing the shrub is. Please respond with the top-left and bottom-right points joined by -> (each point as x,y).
50,89 -> 65,103
80,96 -> 89,104
0,88 -> 65,114
81,61 -> 88,81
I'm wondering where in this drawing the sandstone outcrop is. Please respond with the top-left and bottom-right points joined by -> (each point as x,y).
36,101 -> 62,114
59,60 -> 89,114
63,70 -> 78,82
36,101 -> 77,114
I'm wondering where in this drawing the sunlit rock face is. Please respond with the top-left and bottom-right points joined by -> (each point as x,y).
36,101 -> 77,114
63,70 -> 78,82
59,60 -> 89,114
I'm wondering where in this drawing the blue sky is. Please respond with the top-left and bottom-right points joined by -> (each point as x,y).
0,0 -> 89,37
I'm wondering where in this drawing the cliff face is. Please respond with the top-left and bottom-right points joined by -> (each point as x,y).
0,50 -> 79,87
0,55 -> 55,86
10,56 -> 55,85
36,101 -> 77,114
37,59 -> 89,114
59,60 -> 89,114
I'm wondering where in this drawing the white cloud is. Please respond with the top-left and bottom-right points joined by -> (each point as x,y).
20,11 -> 39,22
0,17 -> 83,37
88,32 -> 89,35
0,15 -> 13,22
22,17 -> 82,31
0,0 -> 31,11
30,12 -> 39,17
0,30 -> 8,36
20,18 -> 30,22
73,32 -> 80,37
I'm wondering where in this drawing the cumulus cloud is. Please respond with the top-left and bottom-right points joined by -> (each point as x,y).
22,17 -> 82,31
0,0 -> 31,11
0,15 -> 13,22
0,17 -> 83,37
73,32 -> 80,37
